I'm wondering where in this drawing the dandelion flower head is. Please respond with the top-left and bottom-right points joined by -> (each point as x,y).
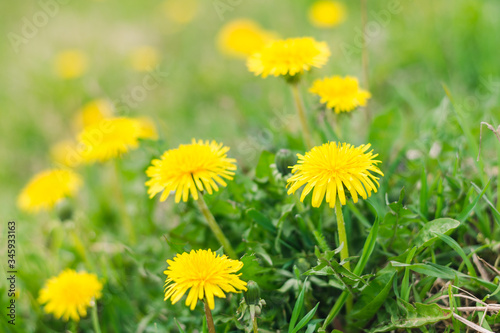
309,1 -> 347,28
54,49 -> 88,79
146,139 -> 237,203
309,76 -> 371,113
287,142 -> 383,208
38,269 -> 103,321
164,249 -> 247,310
217,19 -> 277,58
74,99 -> 114,130
77,117 -> 157,163
247,37 -> 330,78
18,169 -> 82,213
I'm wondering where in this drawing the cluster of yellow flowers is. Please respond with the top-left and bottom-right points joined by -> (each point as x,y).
26,2 -> 385,326
18,99 -> 158,213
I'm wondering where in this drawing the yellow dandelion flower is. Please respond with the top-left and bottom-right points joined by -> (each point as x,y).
164,249 -> 247,310
163,0 -> 199,24
217,19 -> 277,58
309,1 -> 347,28
247,37 -> 330,78
130,46 -> 160,72
74,99 -> 114,130
309,76 -> 371,113
54,49 -> 88,79
145,139 -> 237,203
50,140 -> 82,168
287,142 -> 383,208
18,169 -> 82,213
38,269 -> 103,321
77,117 -> 156,163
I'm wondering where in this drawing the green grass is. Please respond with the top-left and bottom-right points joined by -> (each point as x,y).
1,0 -> 500,332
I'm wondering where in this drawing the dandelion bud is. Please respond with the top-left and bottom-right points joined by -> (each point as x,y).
244,280 -> 261,306
275,149 -> 297,176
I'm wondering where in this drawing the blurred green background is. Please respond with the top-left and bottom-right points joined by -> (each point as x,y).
1,0 -> 500,331
1,0 -> 499,217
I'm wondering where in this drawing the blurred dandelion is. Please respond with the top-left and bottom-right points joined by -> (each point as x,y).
308,0 -> 347,28
163,0 -> 199,24
18,169 -> 82,213
38,269 -> 103,322
146,139 -> 237,258
247,37 -> 330,78
247,37 -> 331,149
217,19 -> 277,58
77,117 -> 157,163
54,49 -> 88,79
287,142 -> 383,269
309,75 -> 371,113
129,46 -> 160,72
164,249 -> 246,331
74,99 -> 114,130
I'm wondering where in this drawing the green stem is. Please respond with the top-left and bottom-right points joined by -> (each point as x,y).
253,317 -> 258,333
204,299 -> 216,333
335,200 -> 352,312
196,193 -> 237,259
91,303 -> 102,333
113,160 -> 136,245
335,201 -> 350,270
290,83 -> 314,149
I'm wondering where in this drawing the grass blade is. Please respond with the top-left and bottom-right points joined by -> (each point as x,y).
289,279 -> 307,333
435,233 -> 477,277
292,302 -> 320,333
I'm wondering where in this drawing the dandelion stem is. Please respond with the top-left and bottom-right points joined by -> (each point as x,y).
335,200 -> 353,312
290,83 -> 314,149
203,299 -> 216,333
252,316 -> 258,333
335,200 -> 350,270
196,193 -> 237,259
113,160 -> 136,245
91,303 -> 102,333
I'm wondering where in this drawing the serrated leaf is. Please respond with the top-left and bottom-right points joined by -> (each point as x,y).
367,299 -> 452,332
413,218 -> 460,249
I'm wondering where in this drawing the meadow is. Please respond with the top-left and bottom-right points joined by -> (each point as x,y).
1,0 -> 500,332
